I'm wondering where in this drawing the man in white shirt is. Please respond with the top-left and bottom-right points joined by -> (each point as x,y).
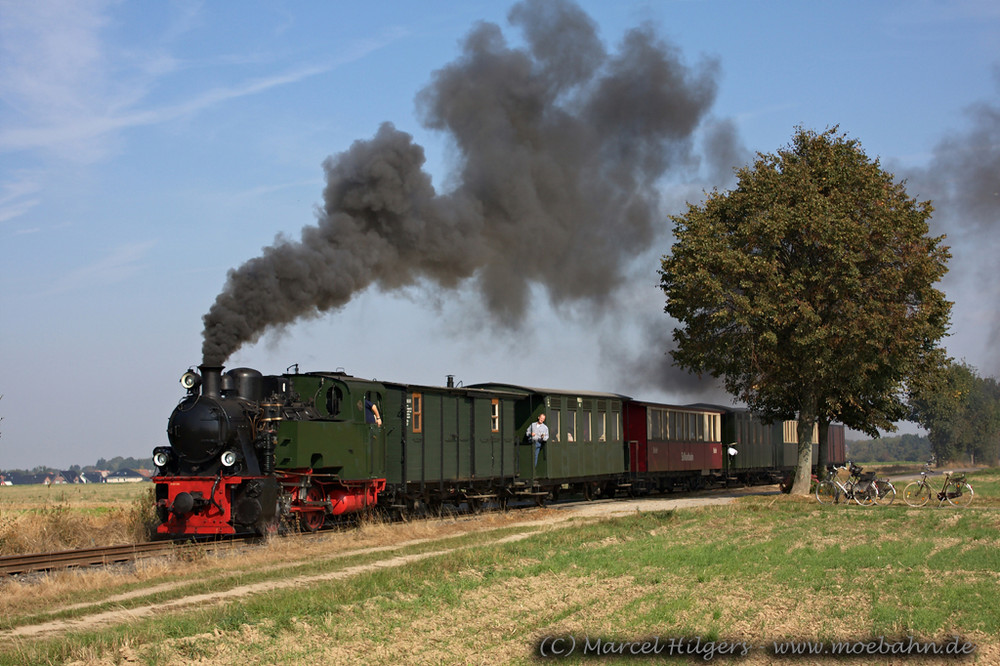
526,414 -> 549,467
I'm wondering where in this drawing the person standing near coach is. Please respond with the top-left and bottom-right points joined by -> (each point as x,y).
527,413 -> 549,467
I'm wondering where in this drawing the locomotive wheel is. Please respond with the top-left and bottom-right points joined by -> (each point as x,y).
298,484 -> 327,532
299,510 -> 324,532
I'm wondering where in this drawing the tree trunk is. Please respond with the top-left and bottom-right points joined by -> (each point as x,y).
790,396 -> 818,495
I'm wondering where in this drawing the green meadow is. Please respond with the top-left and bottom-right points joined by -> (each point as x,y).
1,470 -> 998,665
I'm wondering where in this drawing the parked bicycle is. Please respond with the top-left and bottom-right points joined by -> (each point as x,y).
873,476 -> 896,505
816,462 -> 876,505
902,461 -> 974,508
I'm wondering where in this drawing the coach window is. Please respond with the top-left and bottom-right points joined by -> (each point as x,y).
550,411 -> 561,442
412,392 -> 423,433
490,399 -> 500,433
566,409 -> 576,442
581,410 -> 591,442
596,407 -> 607,442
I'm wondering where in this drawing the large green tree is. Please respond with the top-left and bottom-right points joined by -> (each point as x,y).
910,360 -> 1000,465
661,127 -> 951,494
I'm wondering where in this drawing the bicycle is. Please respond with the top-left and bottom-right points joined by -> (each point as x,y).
902,461 -> 974,508
873,476 -> 896,505
850,464 -> 879,506
816,462 -> 874,505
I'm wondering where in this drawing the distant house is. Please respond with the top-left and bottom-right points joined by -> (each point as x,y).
61,470 -> 85,484
43,472 -> 67,485
105,469 -> 149,483
5,472 -> 56,485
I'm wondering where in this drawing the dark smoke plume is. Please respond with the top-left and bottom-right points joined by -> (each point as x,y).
602,307 -> 732,403
202,0 -> 722,365
905,74 -> 1000,371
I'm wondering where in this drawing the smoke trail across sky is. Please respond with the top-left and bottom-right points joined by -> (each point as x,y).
905,73 -> 1000,373
201,0 -> 730,366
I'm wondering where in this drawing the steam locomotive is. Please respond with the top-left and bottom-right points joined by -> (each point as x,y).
151,365 -> 845,537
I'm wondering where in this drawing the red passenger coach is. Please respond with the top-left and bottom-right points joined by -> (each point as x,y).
826,423 -> 847,466
624,401 -> 649,473
624,401 -> 725,489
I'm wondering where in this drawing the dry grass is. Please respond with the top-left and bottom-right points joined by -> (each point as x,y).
0,485 -> 155,555
3,482 -> 999,665
0,507 -> 555,623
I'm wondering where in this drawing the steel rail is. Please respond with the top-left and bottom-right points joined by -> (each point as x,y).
0,538 -> 251,577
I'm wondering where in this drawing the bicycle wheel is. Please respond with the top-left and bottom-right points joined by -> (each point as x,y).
875,480 -> 896,506
854,484 -> 876,506
816,480 -> 838,504
946,482 -> 974,508
903,481 -> 931,507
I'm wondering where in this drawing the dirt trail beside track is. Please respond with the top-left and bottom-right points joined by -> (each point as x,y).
3,486 -> 766,641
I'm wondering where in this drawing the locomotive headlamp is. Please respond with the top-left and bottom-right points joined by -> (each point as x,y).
153,451 -> 170,467
180,371 -> 201,390
220,450 -> 238,467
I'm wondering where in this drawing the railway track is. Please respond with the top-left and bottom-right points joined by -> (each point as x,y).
0,542 -> 176,576
0,483 -> 779,577
0,538 -> 251,577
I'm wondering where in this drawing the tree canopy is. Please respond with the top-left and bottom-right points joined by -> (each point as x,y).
660,127 -> 951,493
910,360 -> 1000,465
846,433 -> 932,464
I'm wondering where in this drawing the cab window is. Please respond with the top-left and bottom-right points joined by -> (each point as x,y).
326,386 -> 343,417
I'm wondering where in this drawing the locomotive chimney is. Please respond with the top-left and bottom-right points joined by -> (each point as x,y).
447,375 -> 454,388
200,365 -> 223,398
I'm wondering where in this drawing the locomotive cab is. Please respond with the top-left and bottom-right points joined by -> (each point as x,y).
270,373 -> 387,478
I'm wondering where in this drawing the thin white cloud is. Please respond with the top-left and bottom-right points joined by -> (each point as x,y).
0,63 -> 335,154
44,240 -> 157,295
0,1 -> 410,161
0,0 -> 113,160
0,174 -> 42,223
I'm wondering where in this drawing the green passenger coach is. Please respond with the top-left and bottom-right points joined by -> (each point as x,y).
472,384 -> 627,499
382,382 -> 523,511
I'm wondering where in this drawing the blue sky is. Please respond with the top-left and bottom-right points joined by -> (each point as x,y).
1,0 -> 998,470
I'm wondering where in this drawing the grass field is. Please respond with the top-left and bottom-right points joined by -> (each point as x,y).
0,482 -> 153,555
0,482 -> 150,513
0,469 -> 997,665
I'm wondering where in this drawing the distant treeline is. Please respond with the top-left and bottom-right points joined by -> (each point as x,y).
845,434 -> 932,464
1,455 -> 151,477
